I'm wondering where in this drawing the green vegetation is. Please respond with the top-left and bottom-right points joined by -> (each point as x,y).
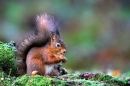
13,75 -> 52,86
0,42 -> 130,86
0,72 -> 130,86
0,41 -> 17,75
0,72 -> 16,86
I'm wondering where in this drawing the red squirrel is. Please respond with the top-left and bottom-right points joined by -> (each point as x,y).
16,14 -> 67,76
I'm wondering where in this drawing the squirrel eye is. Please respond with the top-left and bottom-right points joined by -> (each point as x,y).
56,43 -> 61,47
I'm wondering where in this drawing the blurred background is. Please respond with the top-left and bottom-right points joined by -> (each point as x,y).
0,0 -> 130,74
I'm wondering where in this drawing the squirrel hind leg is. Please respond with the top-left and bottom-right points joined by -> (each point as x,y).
26,56 -> 45,76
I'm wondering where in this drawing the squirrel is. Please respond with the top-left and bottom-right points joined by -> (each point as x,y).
16,13 -> 67,76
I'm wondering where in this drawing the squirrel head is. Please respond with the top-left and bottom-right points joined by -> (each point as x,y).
49,32 -> 66,55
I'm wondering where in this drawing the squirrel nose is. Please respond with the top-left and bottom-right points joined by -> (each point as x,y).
63,49 -> 67,53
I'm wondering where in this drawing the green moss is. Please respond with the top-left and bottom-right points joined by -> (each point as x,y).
0,41 -> 17,75
80,73 -> 129,86
0,72 -> 16,86
0,72 -> 130,86
13,75 -> 53,86
12,74 -> 106,86
58,73 -> 130,86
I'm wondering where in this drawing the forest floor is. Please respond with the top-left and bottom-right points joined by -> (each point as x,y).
0,71 -> 130,86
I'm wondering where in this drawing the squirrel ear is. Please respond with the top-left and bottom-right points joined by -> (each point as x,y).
51,32 -> 56,42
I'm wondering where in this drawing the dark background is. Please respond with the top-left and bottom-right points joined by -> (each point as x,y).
0,0 -> 130,74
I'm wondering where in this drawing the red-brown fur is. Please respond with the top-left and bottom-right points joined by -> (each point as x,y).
25,33 -> 66,76
16,14 -> 67,76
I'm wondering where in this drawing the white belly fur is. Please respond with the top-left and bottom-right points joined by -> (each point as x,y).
45,65 -> 54,75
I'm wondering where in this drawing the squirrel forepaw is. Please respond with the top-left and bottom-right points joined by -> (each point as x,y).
54,54 -> 67,63
60,55 -> 67,63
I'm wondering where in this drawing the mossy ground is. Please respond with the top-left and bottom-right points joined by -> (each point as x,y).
0,72 -> 130,86
0,42 -> 130,86
0,41 -> 17,75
